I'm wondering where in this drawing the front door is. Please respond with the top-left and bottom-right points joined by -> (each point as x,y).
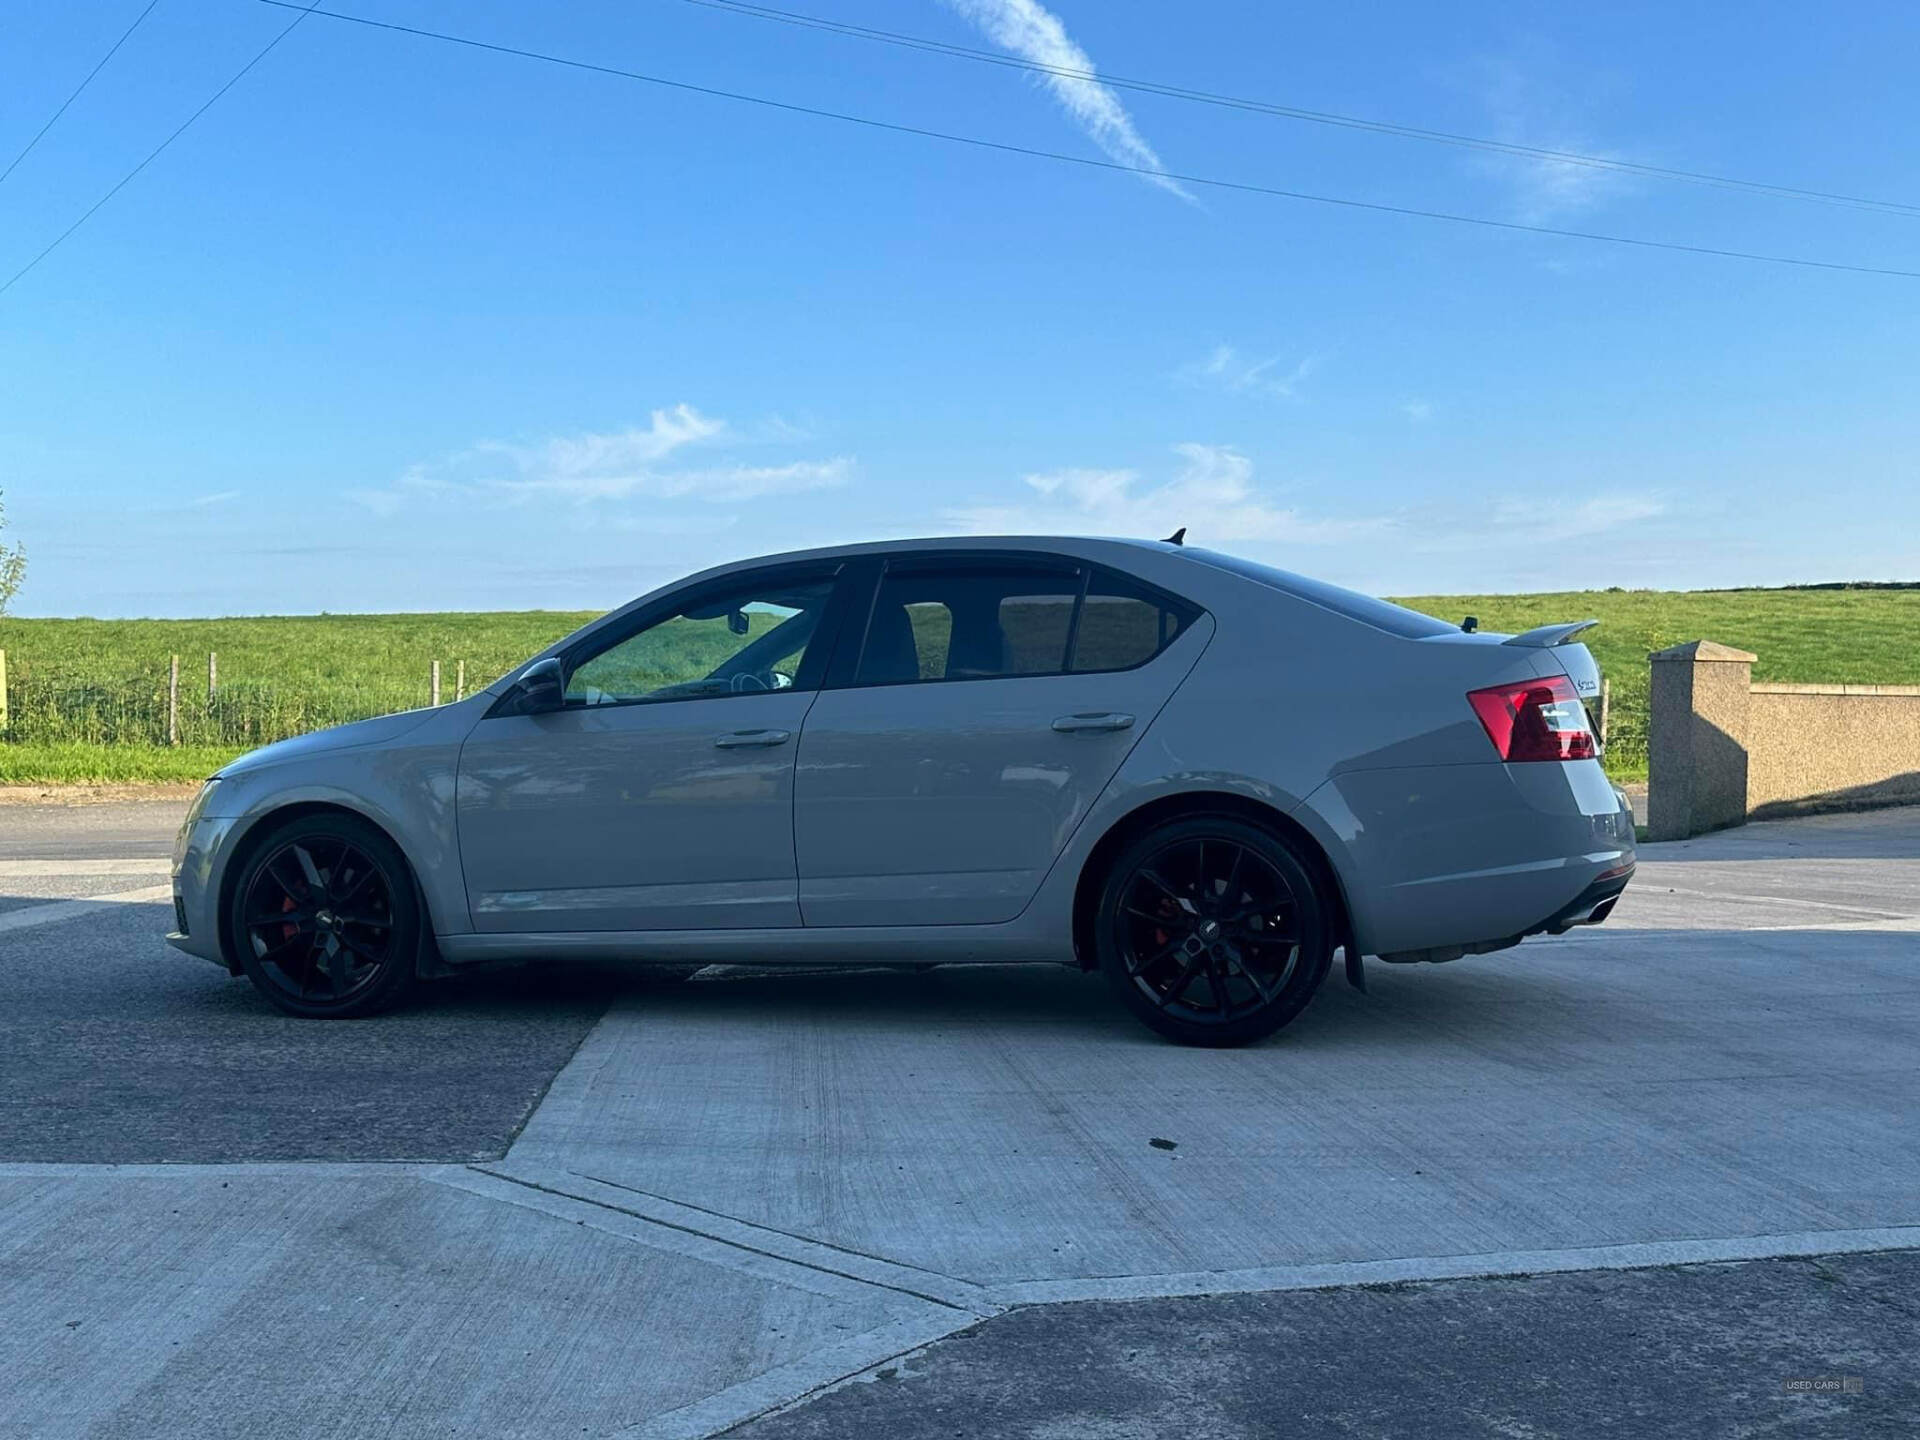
457,565 -> 844,933
794,555 -> 1212,927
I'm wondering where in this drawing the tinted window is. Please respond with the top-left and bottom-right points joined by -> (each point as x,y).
854,560 -> 1200,684
857,565 -> 1079,684
567,575 -> 834,704
999,591 -> 1077,675
901,601 -> 953,680
1072,573 -> 1188,673
1185,548 -> 1454,639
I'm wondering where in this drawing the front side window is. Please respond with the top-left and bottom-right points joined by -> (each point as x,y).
566,574 -> 835,705
854,559 -> 1198,685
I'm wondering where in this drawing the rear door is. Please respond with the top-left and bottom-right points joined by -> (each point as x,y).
793,553 -> 1212,927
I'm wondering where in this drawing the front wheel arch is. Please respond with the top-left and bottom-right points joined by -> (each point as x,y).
216,801 -> 439,978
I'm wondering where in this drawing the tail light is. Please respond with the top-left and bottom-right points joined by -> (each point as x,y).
1467,675 -> 1597,762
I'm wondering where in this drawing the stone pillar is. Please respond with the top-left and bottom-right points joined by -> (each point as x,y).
1647,641 -> 1757,840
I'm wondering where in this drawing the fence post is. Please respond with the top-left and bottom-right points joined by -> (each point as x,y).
455,660 -> 465,702
1599,676 -> 1611,749
431,660 -> 442,707
168,655 -> 180,746
0,649 -> 8,735
207,652 -> 218,711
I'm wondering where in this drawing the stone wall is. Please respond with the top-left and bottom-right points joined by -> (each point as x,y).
1646,642 -> 1920,840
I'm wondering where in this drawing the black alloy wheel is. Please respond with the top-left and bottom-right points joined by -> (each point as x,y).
1097,816 -> 1332,1046
228,813 -> 421,1018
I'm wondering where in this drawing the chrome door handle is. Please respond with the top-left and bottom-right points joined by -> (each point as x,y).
714,728 -> 792,749
1052,712 -> 1135,734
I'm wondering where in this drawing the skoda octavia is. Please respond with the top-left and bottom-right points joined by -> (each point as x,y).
168,536 -> 1635,1046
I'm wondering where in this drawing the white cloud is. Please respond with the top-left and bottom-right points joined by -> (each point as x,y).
942,0 -> 1193,203
191,490 -> 241,507
349,406 -> 851,515
1176,345 -> 1317,400
1400,400 -> 1433,422
947,442 -> 1387,545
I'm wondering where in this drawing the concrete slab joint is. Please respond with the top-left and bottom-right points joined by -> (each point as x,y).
1647,637 -> 1920,839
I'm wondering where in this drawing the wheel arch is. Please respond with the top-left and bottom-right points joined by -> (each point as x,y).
1069,790 -> 1356,971
214,799 -> 443,977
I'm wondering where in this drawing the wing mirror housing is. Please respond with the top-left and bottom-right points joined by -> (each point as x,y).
500,657 -> 566,716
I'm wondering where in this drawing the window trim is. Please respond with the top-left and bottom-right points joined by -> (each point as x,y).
543,561 -> 851,712
833,550 -> 1204,691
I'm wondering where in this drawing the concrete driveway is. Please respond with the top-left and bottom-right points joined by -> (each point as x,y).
1,799 -> 1914,1437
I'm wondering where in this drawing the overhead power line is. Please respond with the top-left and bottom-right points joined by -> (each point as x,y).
678,0 -> 1920,221
250,1 -> 1920,280
0,3 -> 318,299
0,0 -> 166,187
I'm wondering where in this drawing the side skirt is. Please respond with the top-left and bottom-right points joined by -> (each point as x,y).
435,923 -> 1069,969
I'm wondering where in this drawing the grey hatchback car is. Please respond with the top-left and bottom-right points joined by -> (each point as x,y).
168,535 -> 1635,1046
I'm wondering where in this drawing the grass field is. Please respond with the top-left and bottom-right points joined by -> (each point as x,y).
4,586 -> 1916,785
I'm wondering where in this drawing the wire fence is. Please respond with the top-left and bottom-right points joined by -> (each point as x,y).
0,651 -> 497,749
1597,669 -> 1648,777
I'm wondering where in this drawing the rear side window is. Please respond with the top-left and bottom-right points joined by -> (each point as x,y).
853,559 -> 1199,685
998,589 -> 1078,676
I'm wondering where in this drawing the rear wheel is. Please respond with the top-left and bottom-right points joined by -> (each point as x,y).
1096,817 -> 1331,1047
228,813 -> 421,1019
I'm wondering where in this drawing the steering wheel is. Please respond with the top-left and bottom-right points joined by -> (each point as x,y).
730,672 -> 770,693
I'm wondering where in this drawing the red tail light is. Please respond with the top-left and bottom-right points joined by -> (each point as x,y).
1467,675 -> 1597,762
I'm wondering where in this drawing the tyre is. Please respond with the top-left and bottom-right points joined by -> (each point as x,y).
227,812 -> 422,1019
1095,816 -> 1332,1047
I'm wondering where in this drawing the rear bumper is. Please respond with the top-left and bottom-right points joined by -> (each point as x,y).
1302,759 -> 1636,957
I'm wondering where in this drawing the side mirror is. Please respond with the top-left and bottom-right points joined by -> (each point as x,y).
504,657 -> 566,716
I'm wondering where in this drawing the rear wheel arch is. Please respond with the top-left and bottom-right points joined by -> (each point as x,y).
1070,790 -> 1354,970
216,801 -> 439,975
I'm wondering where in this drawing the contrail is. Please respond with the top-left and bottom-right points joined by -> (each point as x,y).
941,0 -> 1194,203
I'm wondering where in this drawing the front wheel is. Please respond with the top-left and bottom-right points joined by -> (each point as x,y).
1096,817 -> 1332,1047
228,813 -> 422,1019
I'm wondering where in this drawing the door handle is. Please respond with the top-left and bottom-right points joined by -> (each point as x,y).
714,728 -> 792,749
1052,712 -> 1135,734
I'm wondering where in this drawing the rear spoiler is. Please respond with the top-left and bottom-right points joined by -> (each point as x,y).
1502,619 -> 1599,648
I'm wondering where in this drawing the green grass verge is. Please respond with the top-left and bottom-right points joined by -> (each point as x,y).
0,742 -> 241,786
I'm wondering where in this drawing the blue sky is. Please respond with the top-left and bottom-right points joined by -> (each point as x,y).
3,0 -> 1917,616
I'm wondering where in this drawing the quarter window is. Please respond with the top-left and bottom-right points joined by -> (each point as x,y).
1071,574 -> 1189,673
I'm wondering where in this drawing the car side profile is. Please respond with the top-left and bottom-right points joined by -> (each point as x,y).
168,535 -> 1635,1046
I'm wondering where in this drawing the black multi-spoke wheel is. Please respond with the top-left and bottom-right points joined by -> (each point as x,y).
1096,817 -> 1332,1046
227,814 -> 420,1018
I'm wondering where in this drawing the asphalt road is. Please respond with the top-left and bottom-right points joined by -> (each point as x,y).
729,1251 -> 1918,1440
0,798 -> 185,860
0,797 -> 625,1163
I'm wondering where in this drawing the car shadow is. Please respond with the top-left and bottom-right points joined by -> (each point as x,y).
530,923 -> 1919,1057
